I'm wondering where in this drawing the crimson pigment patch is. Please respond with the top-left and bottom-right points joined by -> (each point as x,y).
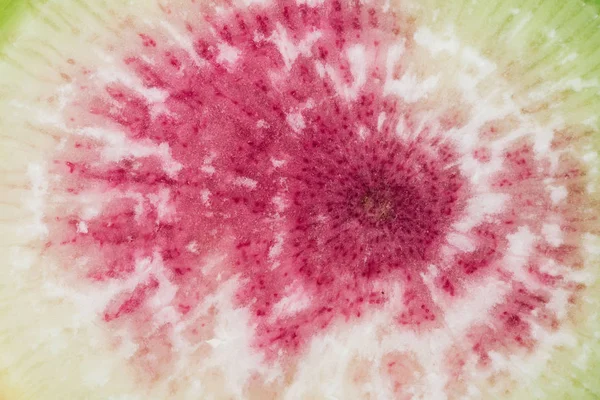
36,0 -> 592,397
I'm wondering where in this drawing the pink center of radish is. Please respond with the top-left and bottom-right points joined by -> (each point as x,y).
45,0 -> 586,389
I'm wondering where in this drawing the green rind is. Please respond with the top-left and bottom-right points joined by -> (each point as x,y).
585,0 -> 600,8
0,0 -> 34,46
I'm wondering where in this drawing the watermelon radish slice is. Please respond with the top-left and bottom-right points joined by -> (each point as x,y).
1,0 -> 599,399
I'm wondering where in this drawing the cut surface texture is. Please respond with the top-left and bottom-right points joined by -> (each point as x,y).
1,0 -> 600,399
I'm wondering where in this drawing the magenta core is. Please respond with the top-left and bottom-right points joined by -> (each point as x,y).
47,0 -> 582,370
